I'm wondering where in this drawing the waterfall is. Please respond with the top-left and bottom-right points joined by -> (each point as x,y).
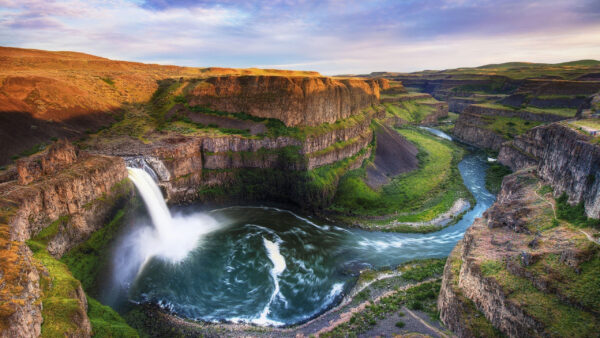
125,157 -> 159,182
112,163 -> 220,289
127,167 -> 171,236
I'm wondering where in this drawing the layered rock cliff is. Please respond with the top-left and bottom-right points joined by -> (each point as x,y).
439,169 -> 600,337
0,46 -> 321,165
452,112 -> 508,151
499,122 -> 600,218
188,76 -> 386,126
0,140 -> 130,337
453,104 -> 567,151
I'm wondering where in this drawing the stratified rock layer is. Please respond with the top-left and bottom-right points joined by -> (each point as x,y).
0,140 -> 129,337
499,122 -> 600,218
439,170 -> 600,337
188,76 -> 385,126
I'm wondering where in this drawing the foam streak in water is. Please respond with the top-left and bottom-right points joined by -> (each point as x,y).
256,238 -> 286,326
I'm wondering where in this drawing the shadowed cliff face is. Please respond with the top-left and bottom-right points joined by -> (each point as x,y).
188,76 -> 385,126
0,139 -> 130,337
0,46 -> 322,164
439,170 -> 600,337
499,122 -> 600,218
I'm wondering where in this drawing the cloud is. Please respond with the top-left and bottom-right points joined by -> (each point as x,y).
0,0 -> 599,74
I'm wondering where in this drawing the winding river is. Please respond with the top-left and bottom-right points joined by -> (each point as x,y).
100,129 -> 496,327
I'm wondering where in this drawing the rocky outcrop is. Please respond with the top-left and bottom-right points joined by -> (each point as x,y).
0,141 -> 129,337
306,130 -> 372,169
447,97 -> 478,113
499,123 -> 600,218
0,46 -> 323,165
421,101 -> 449,125
462,105 -> 566,122
16,139 -> 78,185
453,103 -> 573,151
439,169 -> 600,337
0,236 -> 42,338
6,153 -> 129,247
453,112 -> 507,151
97,108 -> 377,203
188,76 -> 384,126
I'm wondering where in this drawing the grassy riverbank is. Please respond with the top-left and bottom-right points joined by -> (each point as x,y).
329,127 -> 472,225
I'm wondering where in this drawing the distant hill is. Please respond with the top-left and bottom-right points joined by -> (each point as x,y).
0,46 -> 321,165
357,59 -> 600,81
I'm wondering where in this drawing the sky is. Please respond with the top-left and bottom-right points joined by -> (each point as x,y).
1,0 -> 599,74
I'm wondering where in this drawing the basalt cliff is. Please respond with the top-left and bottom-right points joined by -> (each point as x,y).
0,140 -> 130,337
0,48 -> 401,337
438,121 -> 600,336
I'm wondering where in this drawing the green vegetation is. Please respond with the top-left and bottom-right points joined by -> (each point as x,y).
62,209 -> 127,291
100,77 -> 115,87
398,258 -> 446,282
524,106 -> 578,117
198,145 -> 371,209
480,115 -> 541,139
22,183 -> 138,337
427,60 -> 600,80
27,215 -> 137,337
321,281 -> 441,337
555,193 -> 600,228
331,127 -> 471,222
10,142 -> 48,161
480,259 -> 503,276
307,135 -> 363,158
485,163 -> 511,194
537,185 -> 553,196
452,77 -> 517,94
569,119 -> 600,139
87,297 -> 139,337
384,99 -> 437,124
487,262 -> 599,337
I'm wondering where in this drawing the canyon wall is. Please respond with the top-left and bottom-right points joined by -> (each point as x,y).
452,112 -> 507,151
499,123 -> 600,218
117,110 -> 374,203
0,140 -> 129,337
188,76 -> 386,126
439,169 -> 600,337
453,105 -> 568,151
0,46 -> 321,165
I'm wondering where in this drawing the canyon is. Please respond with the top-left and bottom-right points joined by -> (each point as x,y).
0,48 -> 599,338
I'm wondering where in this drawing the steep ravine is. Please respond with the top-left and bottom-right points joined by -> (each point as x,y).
499,122 -> 600,218
438,169 -> 599,337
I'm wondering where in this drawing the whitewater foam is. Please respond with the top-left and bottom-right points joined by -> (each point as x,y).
116,168 -> 221,287
254,238 -> 287,326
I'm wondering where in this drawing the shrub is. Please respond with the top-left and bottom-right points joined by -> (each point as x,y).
556,193 -> 600,228
395,321 -> 406,328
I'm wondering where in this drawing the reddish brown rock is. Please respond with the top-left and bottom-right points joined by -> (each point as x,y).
188,76 -> 383,126
16,139 -> 78,185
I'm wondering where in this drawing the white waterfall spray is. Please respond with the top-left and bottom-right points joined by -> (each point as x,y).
127,168 -> 171,236
114,166 -> 221,287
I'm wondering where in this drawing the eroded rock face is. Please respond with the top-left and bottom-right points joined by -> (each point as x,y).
0,147 -> 129,337
0,239 -> 42,338
188,76 -> 383,126
499,123 -> 600,218
16,139 -> 78,185
8,154 -> 129,246
439,170 -> 600,337
453,112 -> 507,151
